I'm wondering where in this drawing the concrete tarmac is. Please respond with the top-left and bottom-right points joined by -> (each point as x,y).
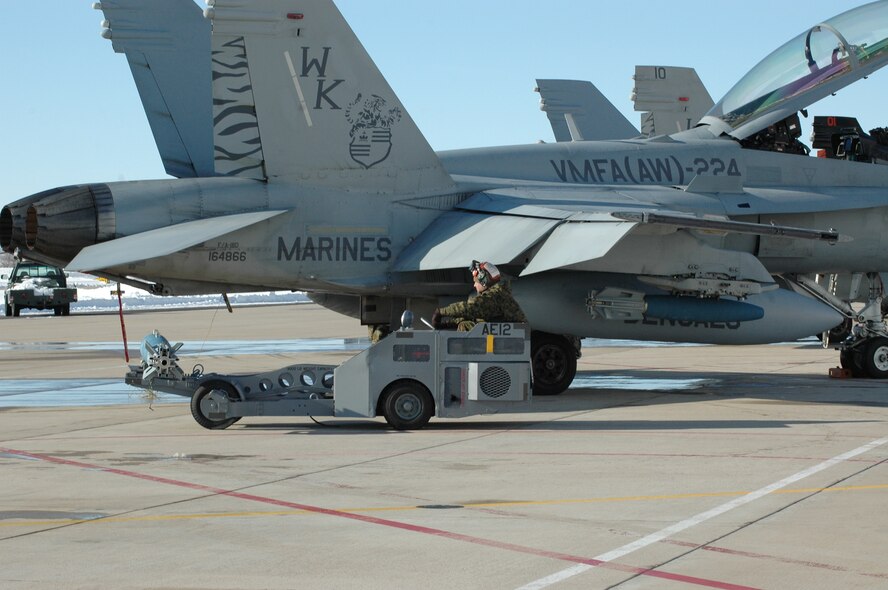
1,305 -> 887,589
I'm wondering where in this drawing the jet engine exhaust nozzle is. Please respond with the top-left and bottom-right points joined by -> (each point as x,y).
0,184 -> 115,266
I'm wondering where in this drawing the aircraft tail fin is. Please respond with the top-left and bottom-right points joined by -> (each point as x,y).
95,0 -> 214,178
535,79 -> 638,142
206,0 -> 455,194
632,66 -> 714,136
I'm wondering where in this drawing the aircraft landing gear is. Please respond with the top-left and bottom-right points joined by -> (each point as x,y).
837,273 -> 888,379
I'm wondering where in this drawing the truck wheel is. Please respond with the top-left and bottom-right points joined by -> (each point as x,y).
864,337 -> 888,379
191,380 -> 242,430
382,381 -> 433,430
531,332 -> 577,396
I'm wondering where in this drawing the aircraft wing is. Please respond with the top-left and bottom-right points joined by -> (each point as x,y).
96,0 -> 214,178
394,187 -> 842,279
67,210 -> 287,272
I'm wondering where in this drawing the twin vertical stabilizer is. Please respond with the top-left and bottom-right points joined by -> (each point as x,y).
206,0 -> 455,194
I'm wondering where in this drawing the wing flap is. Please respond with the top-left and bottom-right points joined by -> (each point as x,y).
67,210 -> 287,272
521,221 -> 637,276
393,212 -> 558,272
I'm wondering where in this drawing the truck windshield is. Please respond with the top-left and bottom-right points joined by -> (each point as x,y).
16,265 -> 60,280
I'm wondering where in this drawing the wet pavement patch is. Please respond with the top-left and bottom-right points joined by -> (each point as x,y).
0,379 -> 187,408
0,511 -> 107,521
569,375 -> 711,391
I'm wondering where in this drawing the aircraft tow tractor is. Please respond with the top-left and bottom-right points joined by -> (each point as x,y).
125,313 -> 534,430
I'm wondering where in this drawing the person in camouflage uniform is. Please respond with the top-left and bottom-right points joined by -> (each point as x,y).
433,261 -> 526,331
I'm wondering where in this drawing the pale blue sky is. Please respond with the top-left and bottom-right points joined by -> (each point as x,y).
2,1 -> 885,204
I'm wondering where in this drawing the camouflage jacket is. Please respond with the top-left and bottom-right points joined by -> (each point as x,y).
438,281 -> 527,324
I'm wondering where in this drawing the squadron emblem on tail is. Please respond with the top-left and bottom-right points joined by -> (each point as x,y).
346,93 -> 403,169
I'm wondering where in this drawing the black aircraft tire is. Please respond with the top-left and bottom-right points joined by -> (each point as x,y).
864,337 -> 888,379
190,380 -> 242,430
381,381 -> 433,431
531,332 -> 577,396
54,307 -> 62,316
840,348 -> 866,378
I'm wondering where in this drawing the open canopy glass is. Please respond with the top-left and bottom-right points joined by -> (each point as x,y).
705,1 -> 888,138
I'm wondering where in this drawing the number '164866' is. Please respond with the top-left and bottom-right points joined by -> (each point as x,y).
209,251 -> 247,262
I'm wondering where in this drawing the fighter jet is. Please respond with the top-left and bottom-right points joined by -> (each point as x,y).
5,0 -> 888,392
537,66 -> 714,142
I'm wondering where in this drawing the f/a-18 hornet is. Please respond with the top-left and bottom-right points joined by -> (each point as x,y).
5,0 -> 888,391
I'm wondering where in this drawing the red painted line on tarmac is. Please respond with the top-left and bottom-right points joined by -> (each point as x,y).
2,446 -> 758,590
665,539 -> 888,580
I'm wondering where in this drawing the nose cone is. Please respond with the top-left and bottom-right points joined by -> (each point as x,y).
1,184 -> 115,266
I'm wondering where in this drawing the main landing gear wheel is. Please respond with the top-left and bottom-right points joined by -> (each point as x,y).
191,380 -> 242,430
531,332 -> 578,396
840,348 -> 866,378
863,337 -> 888,379
381,381 -> 433,430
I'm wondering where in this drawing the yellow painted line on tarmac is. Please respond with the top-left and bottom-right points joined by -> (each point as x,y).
2,483 -> 886,529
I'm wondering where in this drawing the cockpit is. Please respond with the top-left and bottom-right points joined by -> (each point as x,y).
699,1 -> 888,157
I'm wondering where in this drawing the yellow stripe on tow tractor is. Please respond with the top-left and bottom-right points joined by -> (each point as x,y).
486,335 -> 494,353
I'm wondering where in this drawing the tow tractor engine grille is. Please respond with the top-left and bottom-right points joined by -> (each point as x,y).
480,366 -> 511,398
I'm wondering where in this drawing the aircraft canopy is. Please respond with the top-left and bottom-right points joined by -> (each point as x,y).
706,1 -> 888,138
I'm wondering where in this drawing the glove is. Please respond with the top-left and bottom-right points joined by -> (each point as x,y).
432,309 -> 442,328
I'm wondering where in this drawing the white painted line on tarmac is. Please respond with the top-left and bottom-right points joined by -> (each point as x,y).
517,436 -> 888,590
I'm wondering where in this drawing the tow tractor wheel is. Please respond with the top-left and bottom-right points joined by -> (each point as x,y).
190,380 -> 242,430
381,381 -> 433,431
531,332 -> 578,396
863,337 -> 888,379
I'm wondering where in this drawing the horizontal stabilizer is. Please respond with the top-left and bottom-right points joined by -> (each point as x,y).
67,210 -> 287,272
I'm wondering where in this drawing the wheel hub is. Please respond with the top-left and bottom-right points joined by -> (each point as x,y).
873,345 -> 888,372
396,394 -> 421,419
